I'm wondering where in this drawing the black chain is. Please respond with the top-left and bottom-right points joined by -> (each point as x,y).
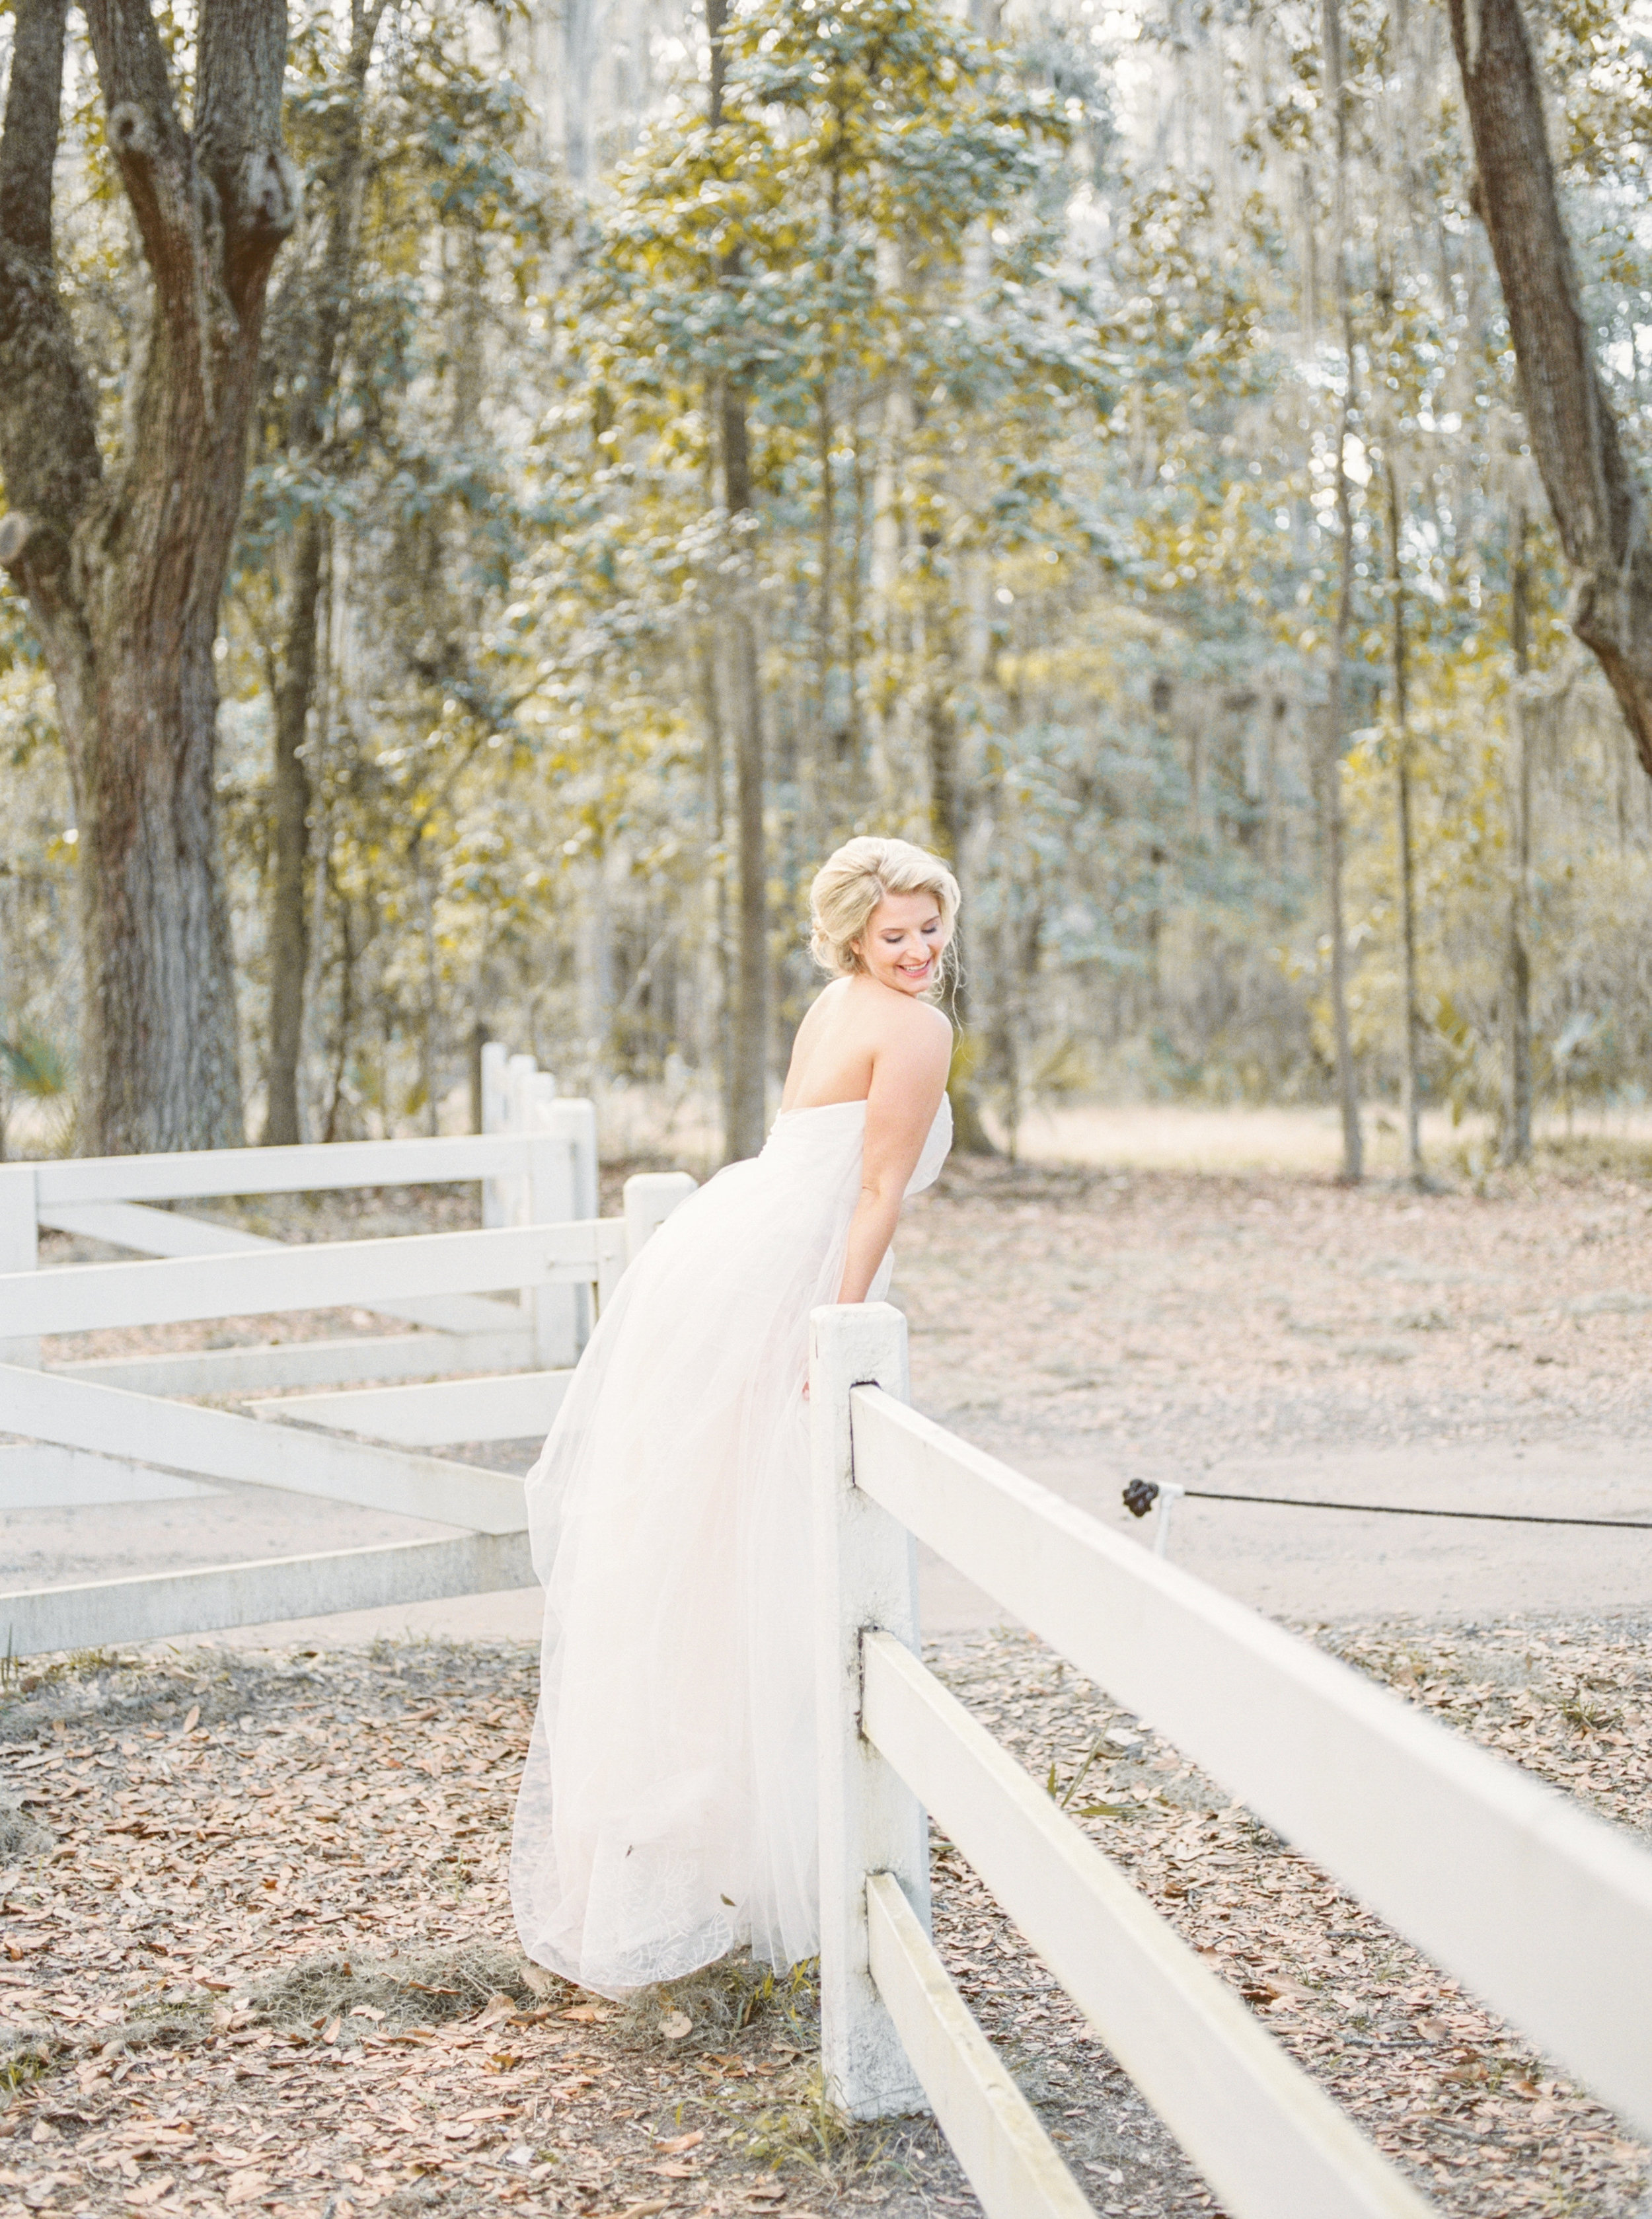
1121,1477 -> 1652,1533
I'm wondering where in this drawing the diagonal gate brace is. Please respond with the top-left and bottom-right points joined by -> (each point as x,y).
0,1363 -> 527,1534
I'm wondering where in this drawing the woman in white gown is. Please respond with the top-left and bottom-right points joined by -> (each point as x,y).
511,836 -> 957,1996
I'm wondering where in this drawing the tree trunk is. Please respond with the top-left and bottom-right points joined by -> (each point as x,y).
696,626 -> 735,1146
467,1018 -> 487,1136
264,508 -> 323,1143
1501,502 -> 1534,1164
1385,457 -> 1424,1182
260,0 -> 385,1144
925,638 -> 996,1157
0,0 -> 295,1153
322,895 -> 356,1145
1447,0 -> 1652,775
725,396 -> 769,1162
708,0 -> 767,1162
1321,0 -> 1363,1182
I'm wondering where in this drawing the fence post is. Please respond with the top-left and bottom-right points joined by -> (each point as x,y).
525,1127 -> 578,1368
480,1041 -> 509,1228
622,1172 -> 697,1265
505,1053 -> 537,1238
811,1299 -> 930,2121
544,1098 -> 599,1346
548,1095 -> 597,1219
0,1163 -> 39,1368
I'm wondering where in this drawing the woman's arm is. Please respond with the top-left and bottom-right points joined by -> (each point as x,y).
835,1009 -> 952,1304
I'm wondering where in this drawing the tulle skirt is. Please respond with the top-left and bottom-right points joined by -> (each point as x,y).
509,1106 -> 882,1995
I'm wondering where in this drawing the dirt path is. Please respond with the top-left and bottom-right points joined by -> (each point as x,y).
893,1155 -> 1652,1628
899,1152 -> 1652,1462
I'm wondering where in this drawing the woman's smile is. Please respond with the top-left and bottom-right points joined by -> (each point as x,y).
855,889 -> 948,995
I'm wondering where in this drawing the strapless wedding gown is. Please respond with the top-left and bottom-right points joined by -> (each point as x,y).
510,1094 -> 952,1996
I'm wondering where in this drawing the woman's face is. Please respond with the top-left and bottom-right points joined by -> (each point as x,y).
854,890 -> 948,995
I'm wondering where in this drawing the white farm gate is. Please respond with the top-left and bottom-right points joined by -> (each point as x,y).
809,1301 -> 1652,2218
0,1047 -> 696,1655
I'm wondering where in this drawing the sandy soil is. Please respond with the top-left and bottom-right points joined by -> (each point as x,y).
985,1100 -> 1652,1176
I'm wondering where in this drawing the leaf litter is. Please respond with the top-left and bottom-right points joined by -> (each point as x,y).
10,1156 -> 1652,2214
0,1621 -> 1645,2218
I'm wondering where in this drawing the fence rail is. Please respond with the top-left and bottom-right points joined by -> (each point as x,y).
26,1131 -> 545,1205
49,1331 -> 537,1398
2,1361 -> 530,1531
2,1532 -> 535,1655
246,1369 -> 572,1446
37,1192 -> 519,1339
809,1300 -> 1652,2218
0,1221 -> 626,1341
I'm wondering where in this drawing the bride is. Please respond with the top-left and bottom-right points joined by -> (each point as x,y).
511,835 -> 958,1996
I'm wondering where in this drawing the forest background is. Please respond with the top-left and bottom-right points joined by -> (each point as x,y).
2,0 -> 1650,1175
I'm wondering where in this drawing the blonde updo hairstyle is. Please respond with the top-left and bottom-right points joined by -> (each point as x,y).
809,836 -> 961,987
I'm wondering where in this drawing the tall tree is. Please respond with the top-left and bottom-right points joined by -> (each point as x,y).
575,0 -> 1070,1156
0,0 -> 295,1152
1501,498 -> 1534,1164
1320,0 -> 1363,1182
1447,0 -> 1652,776
707,0 -> 769,1163
1383,454 -> 1423,1183
257,0 -> 388,1145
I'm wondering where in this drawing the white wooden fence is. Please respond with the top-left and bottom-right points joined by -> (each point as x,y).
809,1301 -> 1652,2218
0,1048 -> 696,1655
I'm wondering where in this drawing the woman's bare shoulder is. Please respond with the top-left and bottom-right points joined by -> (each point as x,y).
876,990 -> 953,1063
794,977 -> 851,1035
890,989 -> 952,1036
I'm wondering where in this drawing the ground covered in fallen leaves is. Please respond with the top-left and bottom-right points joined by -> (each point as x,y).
2,1617 -> 1648,2219
895,1144 -> 1652,1463
12,1143 -> 1652,2214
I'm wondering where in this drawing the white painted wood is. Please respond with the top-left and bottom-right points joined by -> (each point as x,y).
1,1363 -> 528,1534
848,1386 -> 1652,2141
39,1197 -> 521,1338
622,1172 -> 698,1263
0,1529 -> 536,1657
809,1302 -> 929,2121
595,1219 -> 627,1313
0,1222 -> 617,1340
0,1163 -> 38,1368
34,1133 -> 532,1207
526,1133 -> 578,1367
540,1097 -> 598,1345
0,1446 -> 216,1509
543,1094 -> 597,1218
40,1198 -> 277,1254
248,1371 -> 572,1445
506,1053 -> 538,1238
480,1040 -> 510,1228
864,1872 -> 1094,2219
506,1052 -> 537,1128
862,1634 -> 1438,2219
52,1331 -> 535,1398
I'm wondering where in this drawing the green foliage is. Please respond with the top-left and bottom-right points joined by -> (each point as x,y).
0,1030 -> 69,1098
7,0 -> 1652,1148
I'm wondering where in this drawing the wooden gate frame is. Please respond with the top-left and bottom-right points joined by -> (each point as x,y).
0,1074 -> 695,1655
